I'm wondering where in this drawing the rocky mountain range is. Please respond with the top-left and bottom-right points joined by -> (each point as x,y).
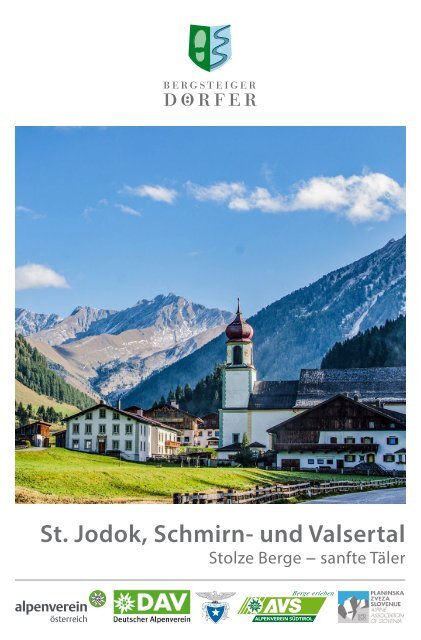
16,236 -> 406,409
122,236 -> 406,408
15,308 -> 62,336
18,294 -> 233,401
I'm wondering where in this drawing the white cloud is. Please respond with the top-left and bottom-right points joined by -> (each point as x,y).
16,205 -> 33,213
114,203 -> 141,217
189,173 -> 405,222
16,264 -> 70,291
186,181 -> 246,202
122,184 -> 177,204
16,205 -> 45,220
82,198 -> 109,220
291,173 -> 405,221
229,187 -> 286,213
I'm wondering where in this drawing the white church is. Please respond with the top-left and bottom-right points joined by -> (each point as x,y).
218,301 -> 406,472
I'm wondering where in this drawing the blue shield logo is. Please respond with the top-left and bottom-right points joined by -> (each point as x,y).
189,25 -> 232,72
206,603 -> 226,623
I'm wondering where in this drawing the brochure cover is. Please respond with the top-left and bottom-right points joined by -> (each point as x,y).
0,1 -> 417,636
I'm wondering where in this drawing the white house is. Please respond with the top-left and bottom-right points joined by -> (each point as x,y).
63,401 -> 180,461
195,413 -> 220,448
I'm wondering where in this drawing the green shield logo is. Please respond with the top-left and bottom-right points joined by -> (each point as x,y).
188,25 -> 231,72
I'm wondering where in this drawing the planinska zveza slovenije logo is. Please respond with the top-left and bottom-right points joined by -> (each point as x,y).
188,25 -> 231,71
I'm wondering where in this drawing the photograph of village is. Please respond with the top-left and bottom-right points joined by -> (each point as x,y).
15,126 -> 406,504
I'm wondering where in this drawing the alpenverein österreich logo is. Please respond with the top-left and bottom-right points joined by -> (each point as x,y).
188,25 -> 231,72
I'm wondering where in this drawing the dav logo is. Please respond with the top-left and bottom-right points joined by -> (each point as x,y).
113,590 -> 190,615
238,596 -> 327,622
197,591 -> 235,623
188,24 -> 232,72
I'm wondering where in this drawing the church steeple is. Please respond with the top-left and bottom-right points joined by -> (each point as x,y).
222,299 -> 256,411
225,297 -> 254,342
224,298 -> 255,371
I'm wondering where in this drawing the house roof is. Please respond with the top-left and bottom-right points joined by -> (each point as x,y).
249,441 -> 266,448
63,403 -> 180,433
216,442 -> 242,452
145,404 -> 204,423
395,448 -> 406,453
248,380 -> 299,410
267,393 -> 406,434
369,406 -> 406,424
294,367 -> 406,408
15,420 -> 52,430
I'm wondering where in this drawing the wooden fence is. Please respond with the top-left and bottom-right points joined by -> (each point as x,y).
173,477 -> 406,504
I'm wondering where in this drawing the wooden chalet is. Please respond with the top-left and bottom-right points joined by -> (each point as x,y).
267,394 -> 406,473
15,420 -> 51,448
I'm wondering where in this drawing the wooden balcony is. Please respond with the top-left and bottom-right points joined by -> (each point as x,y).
165,440 -> 180,448
274,443 -> 379,453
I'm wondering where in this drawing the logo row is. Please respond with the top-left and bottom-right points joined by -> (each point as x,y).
91,589 -> 327,623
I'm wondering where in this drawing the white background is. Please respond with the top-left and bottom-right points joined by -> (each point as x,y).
0,1 -> 419,637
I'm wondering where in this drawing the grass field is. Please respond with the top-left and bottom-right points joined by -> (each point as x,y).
15,447 -> 374,504
15,380 -> 80,416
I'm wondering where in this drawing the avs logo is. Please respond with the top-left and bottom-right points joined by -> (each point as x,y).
189,25 -> 231,71
197,591 -> 235,623
338,592 -> 369,623
238,596 -> 327,622
113,590 -> 190,615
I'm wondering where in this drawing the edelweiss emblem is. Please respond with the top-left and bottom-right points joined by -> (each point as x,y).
114,592 -> 136,614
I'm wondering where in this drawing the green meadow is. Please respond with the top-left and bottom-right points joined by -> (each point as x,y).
15,447 -> 375,503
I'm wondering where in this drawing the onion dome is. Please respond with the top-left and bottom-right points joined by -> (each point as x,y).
225,298 -> 254,341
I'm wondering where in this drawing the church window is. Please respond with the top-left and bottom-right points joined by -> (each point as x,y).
232,433 -> 240,444
233,345 -> 243,365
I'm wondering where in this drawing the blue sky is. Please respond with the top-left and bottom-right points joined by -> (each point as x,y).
16,126 -> 406,317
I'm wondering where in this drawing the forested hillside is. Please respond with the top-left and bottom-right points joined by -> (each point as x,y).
321,315 -> 405,369
151,364 -> 223,416
15,334 -> 95,410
